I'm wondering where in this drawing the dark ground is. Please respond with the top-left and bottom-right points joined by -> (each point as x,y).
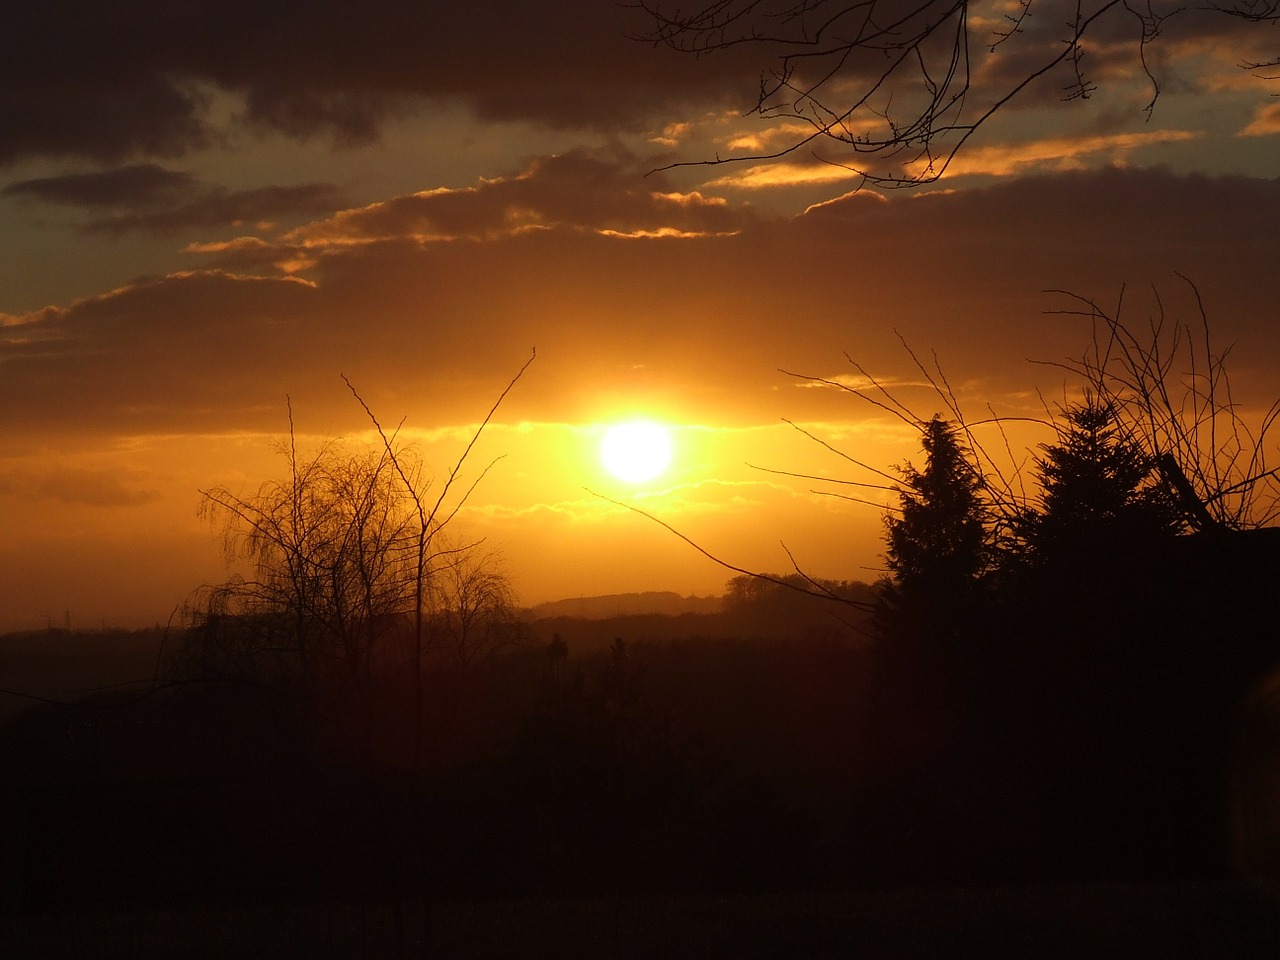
5,589 -> 1280,958
2,881 -> 1279,958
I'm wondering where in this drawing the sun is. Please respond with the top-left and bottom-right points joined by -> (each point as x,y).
601,420 -> 673,483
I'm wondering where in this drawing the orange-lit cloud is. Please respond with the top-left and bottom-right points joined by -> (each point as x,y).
908,130 -> 1200,178
1240,102 -> 1280,137
288,149 -> 747,248
650,121 -> 695,147
788,374 -> 937,394
706,161 -> 864,190
7,163 -> 1280,448
701,128 -> 1200,191
725,129 -> 1199,191
724,122 -> 828,154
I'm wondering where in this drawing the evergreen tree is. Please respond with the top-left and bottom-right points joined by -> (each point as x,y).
1016,395 -> 1183,568
882,416 -> 988,630
868,416 -> 988,801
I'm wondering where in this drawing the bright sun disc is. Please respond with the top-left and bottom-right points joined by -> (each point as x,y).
601,421 -> 673,483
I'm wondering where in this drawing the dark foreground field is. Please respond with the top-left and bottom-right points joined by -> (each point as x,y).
3,881 -> 1280,959
6,597 -> 1280,958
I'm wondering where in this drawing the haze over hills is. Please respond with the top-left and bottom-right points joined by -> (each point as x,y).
523,591 -> 724,621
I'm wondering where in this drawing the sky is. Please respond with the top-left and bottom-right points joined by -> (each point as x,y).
3,0 -> 1280,631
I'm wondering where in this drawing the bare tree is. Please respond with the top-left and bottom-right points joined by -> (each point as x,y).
427,543 -> 526,677
637,0 -> 1280,187
192,429 -> 420,696
1039,280 -> 1280,530
185,352 -> 535,772
341,351 -> 534,775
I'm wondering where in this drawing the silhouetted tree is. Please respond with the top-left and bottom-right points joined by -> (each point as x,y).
185,353 -> 534,772
724,573 -> 774,609
421,543 -> 530,739
191,437 -> 422,700
973,389 -> 1273,881
724,572 -> 875,639
1043,283 -> 1280,530
428,545 -> 526,675
857,414 -> 993,831
883,415 -> 988,631
1012,394 -> 1184,570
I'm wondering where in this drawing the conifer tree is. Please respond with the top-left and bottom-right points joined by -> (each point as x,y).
1016,394 -> 1183,568
883,416 -> 988,631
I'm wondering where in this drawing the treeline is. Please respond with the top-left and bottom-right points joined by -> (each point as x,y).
0,627 -> 167,725
0,591 -> 880,914
865,405 -> 1280,884
527,575 -> 877,652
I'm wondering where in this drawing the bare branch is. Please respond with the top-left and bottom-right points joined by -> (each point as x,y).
589,487 -> 878,611
782,417 -> 904,484
636,0 -> 1268,188
747,461 -> 901,492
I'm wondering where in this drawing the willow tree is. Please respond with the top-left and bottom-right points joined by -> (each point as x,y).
185,352 -> 535,773
190,434 -> 422,695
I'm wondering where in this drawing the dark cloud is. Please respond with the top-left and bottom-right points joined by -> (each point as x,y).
92,183 -> 350,233
970,4 -> 1272,114
1,164 -> 348,233
2,164 -> 197,206
1,1 -> 755,164
3,1 -> 1273,167
793,166 -> 1280,378
0,75 -> 212,164
0,271 -> 323,435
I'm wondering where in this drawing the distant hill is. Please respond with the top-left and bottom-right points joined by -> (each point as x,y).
523,591 -> 723,621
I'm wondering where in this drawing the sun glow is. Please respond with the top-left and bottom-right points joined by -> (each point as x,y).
600,420 -> 673,483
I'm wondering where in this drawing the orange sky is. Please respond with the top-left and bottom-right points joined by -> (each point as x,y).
3,1 -> 1280,630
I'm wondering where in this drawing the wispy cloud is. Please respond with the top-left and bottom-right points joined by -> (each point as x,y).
0,466 -> 159,507
92,183 -> 348,234
699,127 -> 1202,191
788,373 -> 936,393
2,164 -> 197,206
705,160 -> 863,190
2,164 -> 347,234
1240,102 -> 1280,137
912,130 -> 1201,178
